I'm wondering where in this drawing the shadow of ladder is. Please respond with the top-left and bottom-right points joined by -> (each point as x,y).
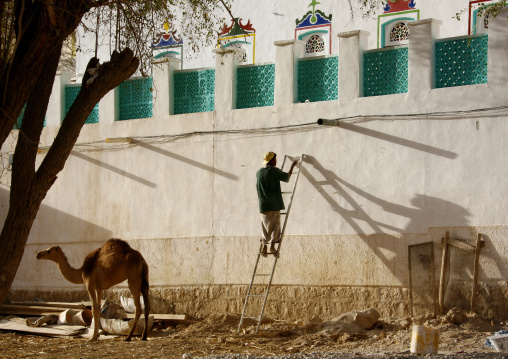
237,154 -> 306,334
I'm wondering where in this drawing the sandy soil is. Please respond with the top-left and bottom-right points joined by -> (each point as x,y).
0,310 -> 507,359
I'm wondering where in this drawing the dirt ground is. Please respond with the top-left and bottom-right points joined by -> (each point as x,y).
1,310 -> 507,359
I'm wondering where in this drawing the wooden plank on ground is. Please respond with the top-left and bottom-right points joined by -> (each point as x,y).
0,309 -> 60,317
0,317 -> 84,337
9,302 -> 88,310
113,313 -> 188,321
0,305 -> 68,316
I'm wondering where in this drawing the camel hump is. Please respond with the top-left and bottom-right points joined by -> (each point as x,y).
100,239 -> 138,256
81,239 -> 139,275
105,238 -> 132,249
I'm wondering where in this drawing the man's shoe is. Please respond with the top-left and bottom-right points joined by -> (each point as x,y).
260,245 -> 268,254
269,245 -> 278,254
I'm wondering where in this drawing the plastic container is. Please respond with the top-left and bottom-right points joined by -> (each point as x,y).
57,309 -> 93,326
410,325 -> 440,354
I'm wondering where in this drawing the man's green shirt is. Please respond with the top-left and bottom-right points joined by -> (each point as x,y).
256,165 -> 290,212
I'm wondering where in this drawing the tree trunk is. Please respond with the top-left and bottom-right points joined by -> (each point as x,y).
0,48 -> 139,308
0,43 -> 62,307
0,189 -> 48,304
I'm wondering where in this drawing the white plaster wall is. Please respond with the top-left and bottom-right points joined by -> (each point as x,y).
4,10 -> 508,302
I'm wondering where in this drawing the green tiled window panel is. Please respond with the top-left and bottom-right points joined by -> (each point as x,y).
118,77 -> 153,121
297,56 -> 338,103
14,104 -> 47,129
174,69 -> 215,114
435,34 -> 488,88
363,47 -> 408,97
236,64 -> 275,109
65,86 -> 99,124
13,105 -> 25,129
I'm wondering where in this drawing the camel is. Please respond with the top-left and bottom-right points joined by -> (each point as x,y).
36,238 -> 150,341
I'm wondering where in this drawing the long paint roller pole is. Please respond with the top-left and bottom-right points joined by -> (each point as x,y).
317,119 -> 341,127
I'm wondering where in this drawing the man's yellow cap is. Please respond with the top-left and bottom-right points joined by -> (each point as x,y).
263,151 -> 276,164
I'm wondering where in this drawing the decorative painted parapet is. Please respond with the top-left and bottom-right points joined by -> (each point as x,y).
218,17 -> 256,64
40,14 -> 508,127
295,2 -> 333,57
151,20 -> 184,69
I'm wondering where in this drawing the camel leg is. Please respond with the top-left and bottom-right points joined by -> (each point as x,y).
87,284 -> 102,341
125,281 -> 142,341
141,272 -> 150,341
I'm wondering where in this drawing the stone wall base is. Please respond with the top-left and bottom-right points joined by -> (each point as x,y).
444,281 -> 508,321
9,282 -> 508,321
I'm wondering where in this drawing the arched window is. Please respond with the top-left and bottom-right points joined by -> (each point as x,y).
389,22 -> 409,43
306,34 -> 325,54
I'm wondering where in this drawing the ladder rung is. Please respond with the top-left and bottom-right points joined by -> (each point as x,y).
281,212 -> 287,215
248,294 -> 266,297
242,316 -> 262,319
254,273 -> 271,276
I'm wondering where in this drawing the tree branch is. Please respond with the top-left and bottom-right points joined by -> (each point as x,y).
35,48 -> 139,189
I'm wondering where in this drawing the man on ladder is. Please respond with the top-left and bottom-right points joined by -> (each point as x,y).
256,151 -> 298,255
238,152 -> 302,334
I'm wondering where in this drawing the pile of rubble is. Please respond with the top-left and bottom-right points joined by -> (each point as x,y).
1,301 -> 507,355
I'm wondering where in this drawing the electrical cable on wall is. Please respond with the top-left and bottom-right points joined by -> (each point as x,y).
36,104 -> 508,153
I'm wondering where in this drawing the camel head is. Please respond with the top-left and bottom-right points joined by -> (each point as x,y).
36,246 -> 62,262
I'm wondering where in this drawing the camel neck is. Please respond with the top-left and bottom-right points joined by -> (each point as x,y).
56,255 -> 84,284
